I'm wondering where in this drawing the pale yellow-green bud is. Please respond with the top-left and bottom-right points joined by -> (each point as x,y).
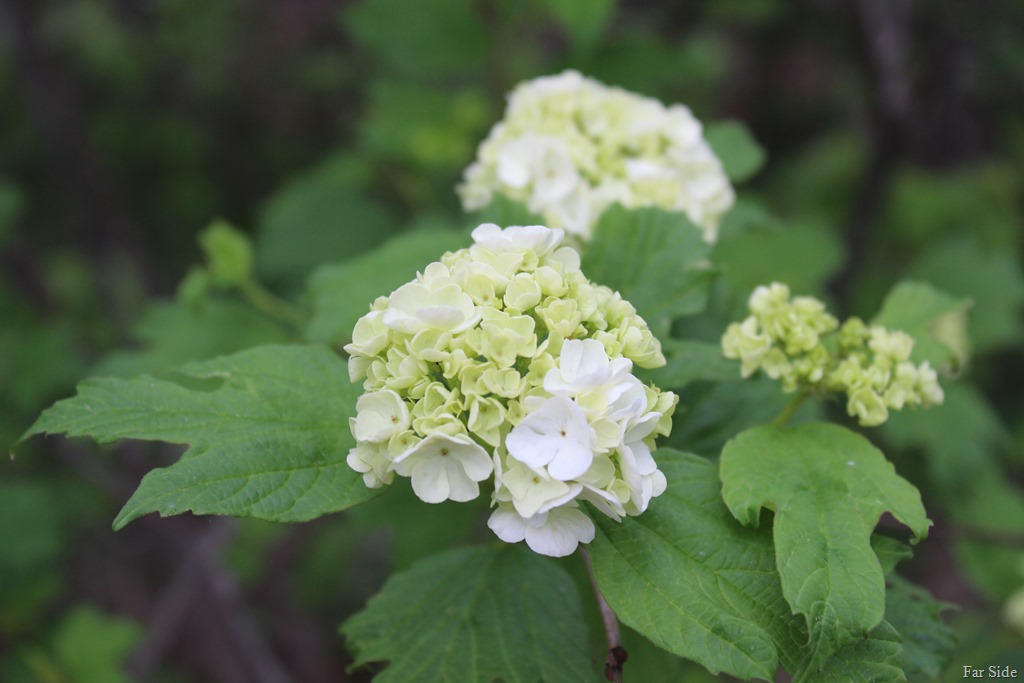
847,385 -> 889,427
868,327 -> 914,362
915,362 -> 945,407
749,283 -> 791,318
722,317 -> 772,378
504,273 -> 544,311
723,283 -> 944,427
536,297 -> 584,338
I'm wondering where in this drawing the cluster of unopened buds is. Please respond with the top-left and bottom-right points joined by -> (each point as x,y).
458,70 -> 734,243
722,282 -> 944,426
345,224 -> 677,557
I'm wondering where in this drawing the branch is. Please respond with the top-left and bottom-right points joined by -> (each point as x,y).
580,547 -> 627,682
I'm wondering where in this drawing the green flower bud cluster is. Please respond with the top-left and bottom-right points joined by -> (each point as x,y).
722,282 -> 944,427
458,70 -> 734,243
345,224 -> 677,557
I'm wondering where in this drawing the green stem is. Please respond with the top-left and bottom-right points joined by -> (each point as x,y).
772,392 -> 809,427
239,279 -> 306,329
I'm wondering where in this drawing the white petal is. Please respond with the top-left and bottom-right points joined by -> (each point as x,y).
524,507 -> 595,557
546,438 -> 594,481
579,486 -> 624,521
506,396 -> 594,480
443,459 -> 481,502
352,390 -> 409,443
487,506 -> 528,543
410,459 -> 450,504
453,443 -> 495,482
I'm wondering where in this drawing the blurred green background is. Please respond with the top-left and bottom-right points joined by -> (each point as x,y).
2,0 -> 1022,681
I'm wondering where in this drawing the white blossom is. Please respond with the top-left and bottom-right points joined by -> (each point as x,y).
459,70 -> 734,242
506,395 -> 596,481
487,503 -> 596,558
390,433 -> 493,504
345,224 -> 677,556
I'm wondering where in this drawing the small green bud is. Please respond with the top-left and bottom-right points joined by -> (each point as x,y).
199,221 -> 254,288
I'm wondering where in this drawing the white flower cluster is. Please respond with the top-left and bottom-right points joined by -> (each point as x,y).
345,224 -> 677,557
458,70 -> 734,243
722,282 -> 944,427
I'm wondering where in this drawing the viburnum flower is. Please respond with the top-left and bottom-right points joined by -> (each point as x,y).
722,282 -> 945,427
458,70 -> 734,243
345,224 -> 677,557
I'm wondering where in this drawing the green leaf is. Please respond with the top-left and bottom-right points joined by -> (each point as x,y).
871,280 -> 970,370
637,339 -> 738,389
704,120 -> 766,183
344,0 -> 488,78
713,216 -> 844,297
948,466 -> 1024,601
50,608 -> 142,683
544,0 -> 616,49
871,535 -> 913,575
909,237 -> 1024,353
255,155 -> 398,284
589,450 -> 800,680
342,545 -> 594,682
92,298 -> 291,378
884,575 -> 956,679
23,344 -> 376,528
360,80 -> 489,171
806,621 -> 905,683
305,229 -> 470,345
719,423 -> 930,669
582,205 -> 714,333
589,449 -> 906,681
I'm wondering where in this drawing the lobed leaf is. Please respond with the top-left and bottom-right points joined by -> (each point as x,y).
871,280 -> 970,370
884,575 -> 957,679
719,423 -> 930,670
582,205 -> 714,333
22,344 -> 376,529
589,450 -> 800,680
589,449 -> 909,681
342,545 -> 594,682
909,237 -> 1024,353
803,621 -> 905,683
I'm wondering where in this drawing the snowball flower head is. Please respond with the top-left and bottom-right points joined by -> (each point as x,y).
459,70 -> 734,243
345,224 -> 677,556
722,282 -> 945,427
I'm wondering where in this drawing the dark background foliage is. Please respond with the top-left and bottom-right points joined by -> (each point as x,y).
1,0 -> 1022,680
